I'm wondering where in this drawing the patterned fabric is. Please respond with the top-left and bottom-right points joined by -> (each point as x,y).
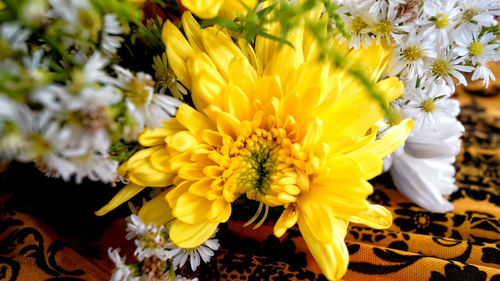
1,68 -> 499,280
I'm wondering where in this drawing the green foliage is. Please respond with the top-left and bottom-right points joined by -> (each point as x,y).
109,140 -> 141,164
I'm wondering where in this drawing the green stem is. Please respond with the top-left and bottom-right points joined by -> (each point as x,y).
42,34 -> 81,67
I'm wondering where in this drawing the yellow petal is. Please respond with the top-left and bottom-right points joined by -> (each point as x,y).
178,162 -> 208,180
298,214 -> 349,281
188,52 -> 227,110
166,181 -> 190,210
176,104 -> 215,135
189,178 -> 213,196
274,204 -> 298,238
297,192 -> 338,244
138,190 -> 174,226
182,11 -> 204,52
222,85 -> 251,121
138,118 -> 183,147
201,26 -> 245,80
163,20 -> 196,89
264,26 -> 304,86
174,191 -> 212,223
208,197 -> 232,222
170,219 -> 219,248
150,148 -> 174,173
301,117 -> 323,152
165,131 -> 201,152
228,56 -> 258,98
349,204 -> 392,229
95,183 -> 146,216
347,41 -> 392,82
322,77 -> 403,143
237,38 -> 262,75
362,118 -> 413,159
124,147 -> 176,187
180,0 -> 224,19
346,151 -> 383,180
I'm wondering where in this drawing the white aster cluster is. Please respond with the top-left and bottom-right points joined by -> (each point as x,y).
335,0 -> 499,212
109,213 -> 218,281
0,0 -> 180,184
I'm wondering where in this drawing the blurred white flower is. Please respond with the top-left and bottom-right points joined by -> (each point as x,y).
0,22 -> 30,52
108,248 -> 139,281
102,14 -> 124,56
112,65 -> 181,141
455,0 -> 500,35
471,63 -> 496,88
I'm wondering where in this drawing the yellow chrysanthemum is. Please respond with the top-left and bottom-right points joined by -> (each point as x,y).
180,0 -> 257,19
98,9 -> 413,280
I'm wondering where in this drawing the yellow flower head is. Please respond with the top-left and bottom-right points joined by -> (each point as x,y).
99,8 -> 413,280
180,0 -> 257,19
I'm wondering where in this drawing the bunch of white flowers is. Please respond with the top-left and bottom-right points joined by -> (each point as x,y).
335,0 -> 499,212
109,213 -> 218,281
0,0 -> 180,184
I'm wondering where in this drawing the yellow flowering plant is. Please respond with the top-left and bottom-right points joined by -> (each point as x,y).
97,4 -> 413,281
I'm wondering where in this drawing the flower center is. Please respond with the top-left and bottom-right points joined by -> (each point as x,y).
231,127 -> 302,207
351,16 -> 368,33
78,9 -> 102,41
468,42 -> 483,56
29,133 -> 51,156
435,14 -> 449,29
376,19 -> 393,35
239,142 -> 277,197
462,8 -> 479,22
432,59 -> 451,76
126,76 -> 155,106
421,98 -> 436,113
403,45 -> 424,61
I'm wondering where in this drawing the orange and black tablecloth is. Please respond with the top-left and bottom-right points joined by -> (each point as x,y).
1,76 -> 499,280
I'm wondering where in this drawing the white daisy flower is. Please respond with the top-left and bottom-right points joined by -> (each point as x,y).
455,0 -> 500,35
388,33 -> 437,79
386,116 -> 464,213
401,82 -> 459,130
471,62 -> 496,88
171,237 -> 220,271
112,65 -> 181,141
101,14 -> 124,56
108,248 -> 139,281
454,32 -> 499,65
365,2 -> 407,45
417,0 -> 460,46
427,51 -> 474,92
336,1 -> 373,49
